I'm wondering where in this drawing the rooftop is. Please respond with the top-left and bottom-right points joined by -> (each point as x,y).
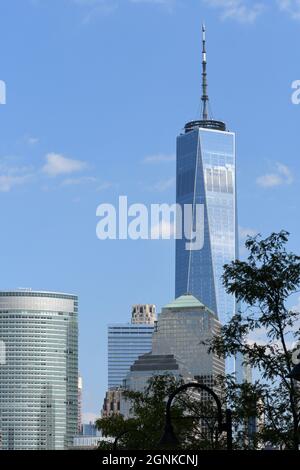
163,294 -> 216,316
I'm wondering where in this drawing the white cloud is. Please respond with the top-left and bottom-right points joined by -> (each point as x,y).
203,0 -> 265,23
69,0 -> 117,23
62,176 -> 97,186
256,163 -> 294,188
130,0 -> 177,6
0,157 -> 33,192
97,181 -> 115,191
151,177 -> 175,192
62,176 -> 115,191
277,0 -> 300,19
43,153 -> 86,177
26,136 -> 39,145
239,226 -> 258,240
143,154 -> 175,164
0,174 -> 31,192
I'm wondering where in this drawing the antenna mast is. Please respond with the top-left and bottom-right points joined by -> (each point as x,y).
201,24 -> 209,121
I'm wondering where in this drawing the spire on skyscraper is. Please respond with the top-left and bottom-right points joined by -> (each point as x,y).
201,23 -> 209,121
184,23 -> 226,133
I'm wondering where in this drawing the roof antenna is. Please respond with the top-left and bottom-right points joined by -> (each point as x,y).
201,24 -> 209,121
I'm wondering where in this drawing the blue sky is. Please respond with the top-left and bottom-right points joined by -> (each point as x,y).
0,0 -> 300,421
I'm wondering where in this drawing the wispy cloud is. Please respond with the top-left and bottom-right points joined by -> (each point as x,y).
25,136 -> 39,145
69,0 -> 118,23
239,226 -> 258,240
277,0 -> 300,19
97,181 -> 116,191
62,176 -> 97,186
256,163 -> 294,188
202,0 -> 265,23
0,157 -> 33,192
62,176 -> 116,191
130,0 -> 177,11
151,177 -> 175,192
142,154 -> 175,164
42,153 -> 87,177
0,152 -> 112,194
0,174 -> 32,192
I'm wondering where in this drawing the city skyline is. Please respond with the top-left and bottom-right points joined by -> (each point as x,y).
0,0 -> 300,421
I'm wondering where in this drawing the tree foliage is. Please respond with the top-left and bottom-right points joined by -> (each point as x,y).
210,231 -> 300,449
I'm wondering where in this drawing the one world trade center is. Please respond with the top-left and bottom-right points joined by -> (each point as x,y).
175,25 -> 238,332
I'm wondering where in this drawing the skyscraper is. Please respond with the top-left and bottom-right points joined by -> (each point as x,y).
152,294 -> 224,386
175,25 -> 237,328
78,375 -> 83,434
120,294 -> 224,418
107,304 -> 156,389
0,290 -> 78,450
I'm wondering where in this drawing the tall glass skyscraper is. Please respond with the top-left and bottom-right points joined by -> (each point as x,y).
175,126 -> 237,326
175,25 -> 238,328
108,305 -> 156,388
0,290 -> 78,450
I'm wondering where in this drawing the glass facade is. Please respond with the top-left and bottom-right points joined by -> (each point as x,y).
175,126 -> 237,327
152,295 -> 225,380
0,291 -> 78,450
108,324 -> 154,389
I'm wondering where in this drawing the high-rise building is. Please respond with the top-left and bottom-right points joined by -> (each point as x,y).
152,294 -> 224,386
107,304 -> 156,389
73,423 -> 102,450
0,290 -> 78,450
78,375 -> 83,434
102,388 -> 122,417
131,304 -> 156,325
121,294 -> 224,417
175,25 -> 237,329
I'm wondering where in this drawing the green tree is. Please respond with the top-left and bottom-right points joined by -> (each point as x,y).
96,375 -> 227,450
210,231 -> 300,450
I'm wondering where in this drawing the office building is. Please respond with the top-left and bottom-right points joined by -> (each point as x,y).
121,294 -> 224,418
152,294 -> 224,385
73,423 -> 102,450
175,26 -> 238,328
78,375 -> 83,433
0,290 -> 78,450
131,304 -> 156,325
123,294 -> 224,389
102,388 -> 122,417
107,304 -> 156,389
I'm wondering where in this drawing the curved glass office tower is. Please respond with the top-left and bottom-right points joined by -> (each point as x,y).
0,290 -> 78,450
